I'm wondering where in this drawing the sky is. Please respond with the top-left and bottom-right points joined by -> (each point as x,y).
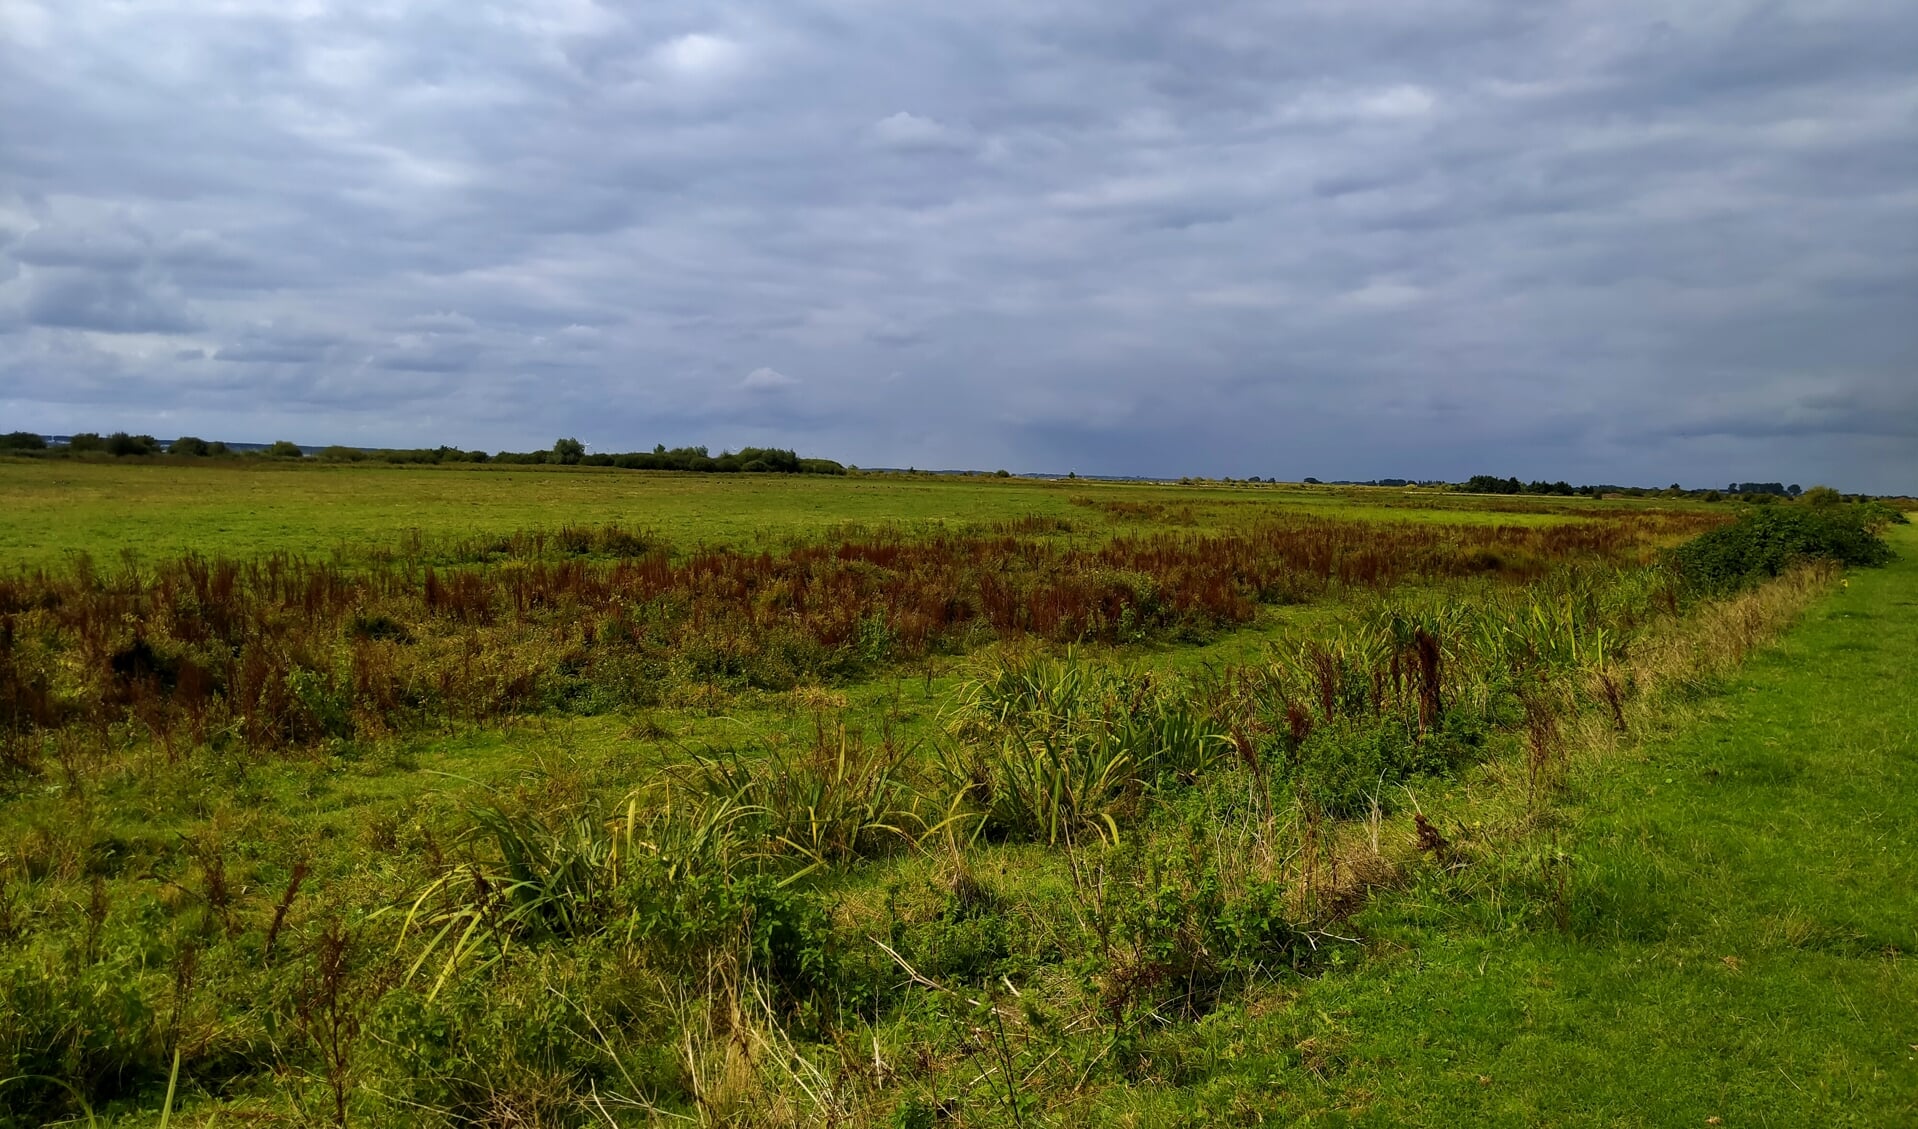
2,2 -> 1914,490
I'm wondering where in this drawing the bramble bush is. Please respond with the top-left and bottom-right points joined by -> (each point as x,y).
1671,505 -> 1892,596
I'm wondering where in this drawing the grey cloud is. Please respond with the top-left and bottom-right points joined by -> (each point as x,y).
0,0 -> 1912,489
402,312 -> 480,334
741,366 -> 798,393
870,112 -> 971,151
212,343 -> 328,364
373,337 -> 485,373
212,324 -> 346,365
12,227 -> 152,270
23,268 -> 202,333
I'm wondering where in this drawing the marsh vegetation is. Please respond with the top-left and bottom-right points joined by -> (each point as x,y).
0,461 -> 1900,1126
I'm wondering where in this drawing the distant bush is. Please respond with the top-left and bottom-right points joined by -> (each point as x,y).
261,440 -> 306,458
1672,507 -> 1893,596
0,431 -> 46,451
1860,500 -> 1910,526
105,432 -> 160,457
65,432 -> 105,452
365,446 -> 488,464
167,436 -> 211,456
1459,475 -> 1576,496
1460,475 -> 1521,494
318,444 -> 368,462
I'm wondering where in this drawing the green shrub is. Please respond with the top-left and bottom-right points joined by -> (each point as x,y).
1278,714 -> 1461,818
1672,507 -> 1892,596
1072,809 -> 1310,1023
884,875 -> 1018,985
105,433 -> 160,457
0,956 -> 167,1124
372,956 -> 622,1124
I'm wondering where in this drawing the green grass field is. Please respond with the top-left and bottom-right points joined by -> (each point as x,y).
0,458 -> 1652,566
0,459 -> 1903,1127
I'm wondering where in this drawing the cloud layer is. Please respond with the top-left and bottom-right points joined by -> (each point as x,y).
2,1 -> 1913,488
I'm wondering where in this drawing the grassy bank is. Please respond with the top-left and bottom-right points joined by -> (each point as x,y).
1166,523 -> 1916,1124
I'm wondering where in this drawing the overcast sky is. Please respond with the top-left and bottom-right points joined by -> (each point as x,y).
2,2 -> 1913,489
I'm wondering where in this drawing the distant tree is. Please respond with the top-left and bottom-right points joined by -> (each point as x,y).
263,440 -> 305,458
106,432 -> 160,456
1462,475 -> 1522,495
994,469 -> 1011,478
552,437 -> 586,465
168,436 -> 211,456
1303,477 -> 1321,484
208,441 -> 231,456
1800,485 -> 1842,507
1703,490 -> 1723,502
318,445 -> 367,462
66,432 -> 106,452
1787,484 -> 1802,497
0,431 -> 46,450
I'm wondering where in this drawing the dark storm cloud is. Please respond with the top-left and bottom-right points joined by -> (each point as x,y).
1,1 -> 1913,490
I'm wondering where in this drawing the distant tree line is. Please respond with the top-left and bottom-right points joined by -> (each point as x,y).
1459,475 -> 1586,496
1459,474 -> 1774,500
1,431 -> 257,458
486,440 -> 844,475
1451,474 -> 1905,506
1,432 -> 844,475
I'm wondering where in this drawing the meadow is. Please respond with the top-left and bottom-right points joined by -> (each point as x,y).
0,457 -> 1904,1127
0,459 -> 1644,568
